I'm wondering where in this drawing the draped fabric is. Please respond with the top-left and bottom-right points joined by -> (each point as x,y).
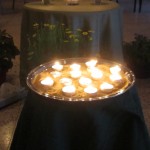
20,1 -> 123,86
10,85 -> 150,150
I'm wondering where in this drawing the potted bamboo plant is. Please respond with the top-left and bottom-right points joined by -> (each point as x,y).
0,29 -> 20,85
123,34 -> 150,78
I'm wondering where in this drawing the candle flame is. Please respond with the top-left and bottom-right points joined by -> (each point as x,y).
110,65 -> 121,74
70,63 -> 81,71
52,62 -> 63,71
85,59 -> 97,68
110,74 -> 122,81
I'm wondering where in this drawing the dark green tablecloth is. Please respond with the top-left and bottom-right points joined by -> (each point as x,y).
10,85 -> 150,150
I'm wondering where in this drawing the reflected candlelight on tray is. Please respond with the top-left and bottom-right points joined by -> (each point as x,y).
27,58 -> 135,101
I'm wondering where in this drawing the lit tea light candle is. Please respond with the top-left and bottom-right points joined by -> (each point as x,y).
110,73 -> 122,81
79,77 -> 92,87
85,59 -> 97,68
60,77 -> 72,86
41,77 -> 54,86
52,62 -> 63,71
100,82 -> 114,92
70,70 -> 82,78
62,85 -> 76,96
87,66 -> 96,73
91,68 -> 103,80
84,85 -> 98,95
110,65 -> 121,74
70,63 -> 81,71
50,71 -> 61,78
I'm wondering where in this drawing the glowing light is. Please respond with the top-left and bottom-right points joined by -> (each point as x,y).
84,85 -> 98,95
110,74 -> 122,81
50,71 -> 61,78
70,63 -> 81,71
85,59 -> 97,68
110,65 -> 121,74
100,82 -> 114,92
52,62 -> 63,71
70,70 -> 82,78
62,85 -> 76,96
79,77 -> 92,87
60,78 -> 72,86
41,77 -> 54,86
91,68 -> 103,80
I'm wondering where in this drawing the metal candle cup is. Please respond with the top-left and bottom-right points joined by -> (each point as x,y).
70,63 -> 81,71
79,77 -> 92,87
90,68 -> 103,80
52,62 -> 63,71
110,65 -> 121,74
85,59 -> 97,68
50,71 -> 61,78
100,82 -> 114,93
40,77 -> 54,86
110,73 -> 122,82
60,77 -> 72,86
62,85 -> 76,96
84,85 -> 98,96
70,70 -> 82,78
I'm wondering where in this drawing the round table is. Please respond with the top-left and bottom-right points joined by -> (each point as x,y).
20,0 -> 123,86
10,85 -> 150,150
11,57 -> 150,150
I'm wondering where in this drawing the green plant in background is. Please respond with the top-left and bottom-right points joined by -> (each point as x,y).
123,34 -> 150,78
0,29 -> 20,72
123,34 -> 150,66
0,29 -> 20,85
27,22 -> 94,66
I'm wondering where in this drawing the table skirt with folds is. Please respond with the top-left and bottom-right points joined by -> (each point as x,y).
10,85 -> 150,150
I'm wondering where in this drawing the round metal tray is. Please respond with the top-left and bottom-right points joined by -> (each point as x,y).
26,58 -> 135,101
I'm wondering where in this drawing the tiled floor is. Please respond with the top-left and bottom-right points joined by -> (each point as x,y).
0,101 -> 23,150
0,0 -> 150,150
